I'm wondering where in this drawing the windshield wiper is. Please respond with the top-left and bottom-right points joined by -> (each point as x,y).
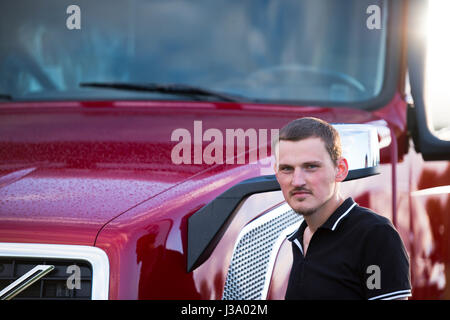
80,82 -> 243,102
0,94 -> 13,101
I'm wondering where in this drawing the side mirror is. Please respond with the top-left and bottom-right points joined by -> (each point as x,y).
334,124 -> 380,181
407,0 -> 450,160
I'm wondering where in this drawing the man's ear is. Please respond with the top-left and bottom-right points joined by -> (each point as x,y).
335,158 -> 349,182
273,163 -> 280,182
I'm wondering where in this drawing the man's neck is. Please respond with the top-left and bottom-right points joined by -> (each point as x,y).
304,194 -> 344,233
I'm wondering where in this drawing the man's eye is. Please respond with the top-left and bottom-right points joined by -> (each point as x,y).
280,167 -> 293,172
305,164 -> 318,170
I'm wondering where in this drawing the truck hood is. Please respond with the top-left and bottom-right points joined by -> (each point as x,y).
0,165 -> 176,245
0,100 -> 379,245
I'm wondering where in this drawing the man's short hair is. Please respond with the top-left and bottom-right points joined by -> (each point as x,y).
274,117 -> 342,165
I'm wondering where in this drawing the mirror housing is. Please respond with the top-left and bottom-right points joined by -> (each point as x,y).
334,124 -> 380,180
407,0 -> 450,160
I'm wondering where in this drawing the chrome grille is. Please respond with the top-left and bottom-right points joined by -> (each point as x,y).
222,203 -> 302,300
0,258 -> 92,300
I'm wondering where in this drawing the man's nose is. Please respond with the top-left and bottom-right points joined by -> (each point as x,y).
291,167 -> 305,186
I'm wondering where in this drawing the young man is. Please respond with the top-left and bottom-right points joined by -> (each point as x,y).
274,117 -> 411,300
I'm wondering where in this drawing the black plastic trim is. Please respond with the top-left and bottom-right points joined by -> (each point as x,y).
187,167 -> 380,272
344,166 -> 380,181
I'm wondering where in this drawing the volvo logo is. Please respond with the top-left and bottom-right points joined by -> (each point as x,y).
0,265 -> 54,300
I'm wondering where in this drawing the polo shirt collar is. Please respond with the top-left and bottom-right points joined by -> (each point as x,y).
287,197 -> 357,241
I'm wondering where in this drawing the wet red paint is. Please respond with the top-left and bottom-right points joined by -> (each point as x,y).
0,95 -> 448,299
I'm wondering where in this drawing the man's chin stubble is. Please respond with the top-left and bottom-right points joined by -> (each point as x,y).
293,207 -> 317,217
290,197 -> 322,217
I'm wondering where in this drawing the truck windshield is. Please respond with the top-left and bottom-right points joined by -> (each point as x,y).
0,0 -> 387,105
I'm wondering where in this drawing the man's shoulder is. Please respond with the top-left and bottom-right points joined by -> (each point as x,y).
344,203 -> 406,256
347,203 -> 396,234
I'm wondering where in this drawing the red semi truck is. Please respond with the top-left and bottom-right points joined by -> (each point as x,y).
0,0 -> 449,300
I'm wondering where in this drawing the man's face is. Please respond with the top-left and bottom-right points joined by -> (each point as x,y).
274,137 -> 345,216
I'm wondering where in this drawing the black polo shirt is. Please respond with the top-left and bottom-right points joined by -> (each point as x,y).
285,197 -> 411,300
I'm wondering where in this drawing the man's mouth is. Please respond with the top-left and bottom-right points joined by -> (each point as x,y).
290,189 -> 312,197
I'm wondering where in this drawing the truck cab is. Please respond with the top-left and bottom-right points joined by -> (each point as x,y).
0,0 -> 449,300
